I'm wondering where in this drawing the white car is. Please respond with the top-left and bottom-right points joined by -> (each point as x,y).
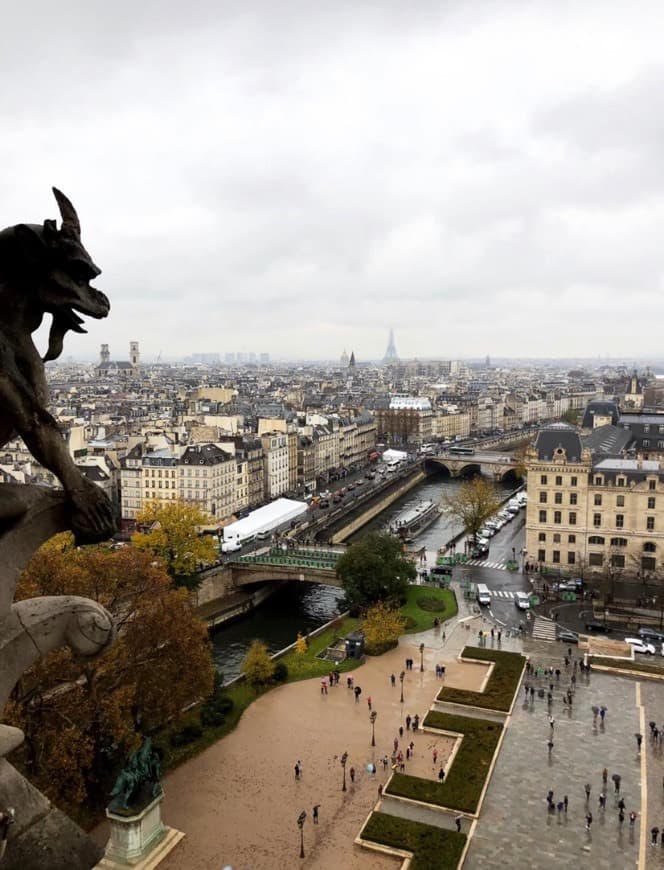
625,637 -> 656,655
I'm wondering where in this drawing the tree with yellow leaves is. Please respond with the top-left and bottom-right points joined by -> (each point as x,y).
295,632 -> 308,655
361,601 -> 406,656
132,499 -> 218,587
241,640 -> 275,690
4,534 -> 215,818
443,476 -> 501,544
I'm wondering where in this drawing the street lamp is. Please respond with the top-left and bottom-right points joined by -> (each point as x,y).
297,810 -> 306,859
340,751 -> 348,792
370,710 -> 377,747
419,642 -> 425,672
399,670 -> 405,704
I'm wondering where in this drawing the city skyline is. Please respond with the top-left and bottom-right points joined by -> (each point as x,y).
3,2 -> 664,361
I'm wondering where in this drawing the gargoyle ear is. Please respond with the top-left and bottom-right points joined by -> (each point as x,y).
14,224 -> 46,266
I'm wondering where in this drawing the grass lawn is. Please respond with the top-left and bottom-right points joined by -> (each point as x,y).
361,811 -> 466,870
437,646 -> 525,712
400,585 -> 458,634
278,615 -> 360,680
387,712 -> 502,814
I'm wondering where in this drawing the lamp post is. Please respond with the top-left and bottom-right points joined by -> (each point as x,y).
419,642 -> 425,672
341,751 -> 348,792
399,670 -> 405,704
297,810 -> 306,859
370,710 -> 377,746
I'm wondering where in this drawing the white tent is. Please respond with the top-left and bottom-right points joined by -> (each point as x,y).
381,449 -> 408,466
223,498 -> 308,542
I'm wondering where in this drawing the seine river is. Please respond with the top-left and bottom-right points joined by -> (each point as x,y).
211,472 -> 516,682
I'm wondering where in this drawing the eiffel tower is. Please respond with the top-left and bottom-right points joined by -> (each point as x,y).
383,328 -> 399,364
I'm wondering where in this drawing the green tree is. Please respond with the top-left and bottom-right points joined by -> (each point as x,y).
336,531 -> 416,610
361,601 -> 406,655
561,408 -> 580,425
444,477 -> 501,544
4,535 -> 214,817
132,499 -> 217,587
242,640 -> 275,690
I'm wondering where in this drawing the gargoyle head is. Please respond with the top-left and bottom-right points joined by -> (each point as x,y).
13,188 -> 110,361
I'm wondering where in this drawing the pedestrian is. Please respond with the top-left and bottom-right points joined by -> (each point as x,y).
394,737 -> 399,752
382,756 -> 388,770
617,798 -> 625,812
399,726 -> 404,739
564,656 -> 569,668
585,783 -> 591,802
321,679 -> 327,695
613,774 -> 621,794
568,647 -> 572,658
455,815 -> 462,833
530,686 -> 535,700
347,676 -> 352,689
432,748 -> 438,765
378,783 -> 383,797
350,766 -> 355,784
524,683 -> 530,698
294,762 -> 300,780
367,696 -> 372,711
390,673 -> 396,687
406,747 -> 411,761
547,739 -> 554,755
313,804 -> 320,824
547,789 -> 554,807
354,686 -> 361,703
563,795 -> 568,813
498,630 -> 502,641
586,811 -> 593,831
653,826 -> 660,846
406,715 -> 412,730
629,811 -> 637,827
636,733 -> 643,752
557,800 -> 564,816
600,706 -> 606,722
619,808 -> 625,825
602,768 -> 608,787
549,715 -> 555,730
598,792 -> 605,810
438,767 -> 445,782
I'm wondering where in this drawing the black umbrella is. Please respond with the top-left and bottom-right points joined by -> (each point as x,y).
612,773 -> 621,782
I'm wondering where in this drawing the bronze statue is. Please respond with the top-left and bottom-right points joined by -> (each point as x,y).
0,190 -> 117,761
0,187 -> 115,545
109,738 -> 162,813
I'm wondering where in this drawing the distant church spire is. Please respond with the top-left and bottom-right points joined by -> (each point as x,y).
383,328 -> 398,363
349,351 -> 356,369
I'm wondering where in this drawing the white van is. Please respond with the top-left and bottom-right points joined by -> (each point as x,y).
476,583 -> 491,606
515,591 -> 530,610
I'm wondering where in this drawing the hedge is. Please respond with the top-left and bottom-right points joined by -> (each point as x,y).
437,646 -> 525,712
386,712 -> 502,813
592,657 -> 664,677
361,811 -> 466,870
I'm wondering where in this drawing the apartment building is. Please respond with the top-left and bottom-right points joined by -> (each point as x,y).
261,432 -> 289,500
178,443 -> 235,520
525,427 -> 664,579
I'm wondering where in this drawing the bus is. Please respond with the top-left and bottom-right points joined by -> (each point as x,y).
448,446 -> 475,456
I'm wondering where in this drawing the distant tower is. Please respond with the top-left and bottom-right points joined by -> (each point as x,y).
100,344 -> 110,366
349,351 -> 356,369
486,354 -> 491,369
129,341 -> 140,373
383,328 -> 398,364
340,348 -> 349,367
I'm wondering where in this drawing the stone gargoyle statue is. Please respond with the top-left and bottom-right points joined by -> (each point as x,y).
0,189 -> 117,759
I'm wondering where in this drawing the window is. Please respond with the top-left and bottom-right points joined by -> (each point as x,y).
615,514 -> 624,528
553,533 -> 561,543
594,494 -> 602,506
568,534 -> 576,543
647,516 -> 655,531
644,425 -> 651,433
648,497 -> 656,510
539,510 -> 547,523
611,554 -> 625,568
570,493 -> 577,505
568,552 -> 576,565
554,511 -> 562,524
650,480 -> 657,491
552,550 -> 560,564
643,440 -> 650,448
589,552 -> 604,566
539,491 -> 547,503
555,475 -> 562,486
538,549 -> 545,562
642,556 -> 657,572
554,492 -> 563,504
538,532 -> 546,542
594,476 -> 602,485
540,475 -> 548,485
569,512 -> 577,525
589,535 -> 605,545
616,495 -> 624,507
570,476 -> 577,487
644,542 -> 657,553
593,513 -> 602,527
617,477 -> 625,487
610,537 -> 627,547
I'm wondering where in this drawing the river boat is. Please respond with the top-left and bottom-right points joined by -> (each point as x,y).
389,499 -> 441,541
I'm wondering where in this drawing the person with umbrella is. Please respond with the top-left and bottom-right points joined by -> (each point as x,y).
612,773 -> 622,793
592,705 -> 599,725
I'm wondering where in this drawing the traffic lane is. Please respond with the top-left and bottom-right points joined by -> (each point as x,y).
545,602 -> 664,657
485,514 -> 526,563
456,563 -> 530,595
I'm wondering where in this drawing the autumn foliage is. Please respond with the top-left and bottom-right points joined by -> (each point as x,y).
3,534 -> 214,817
361,602 -> 406,655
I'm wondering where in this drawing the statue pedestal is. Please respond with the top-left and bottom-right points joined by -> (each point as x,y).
96,793 -> 184,869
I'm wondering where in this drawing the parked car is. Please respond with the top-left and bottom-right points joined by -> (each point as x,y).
638,627 -> 664,643
585,621 -> 611,633
557,629 -> 579,644
625,637 -> 656,655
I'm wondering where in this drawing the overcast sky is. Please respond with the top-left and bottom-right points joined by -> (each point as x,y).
2,1 -> 664,362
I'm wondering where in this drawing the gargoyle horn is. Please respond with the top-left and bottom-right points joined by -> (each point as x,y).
52,187 -> 81,238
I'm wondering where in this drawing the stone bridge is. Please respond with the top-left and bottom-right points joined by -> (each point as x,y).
230,561 -> 341,588
423,452 -> 520,482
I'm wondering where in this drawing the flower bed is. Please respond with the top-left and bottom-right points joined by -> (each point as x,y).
386,712 -> 502,813
361,811 -> 466,870
437,646 -> 525,712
